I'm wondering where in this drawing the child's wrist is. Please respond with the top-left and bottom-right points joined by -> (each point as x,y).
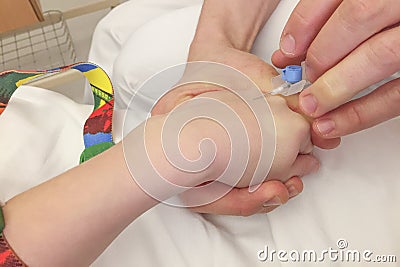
125,115 -> 218,193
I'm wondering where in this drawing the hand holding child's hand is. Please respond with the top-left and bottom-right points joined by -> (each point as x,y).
151,57 -> 319,215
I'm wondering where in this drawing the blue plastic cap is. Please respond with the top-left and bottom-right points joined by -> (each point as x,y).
282,65 -> 302,84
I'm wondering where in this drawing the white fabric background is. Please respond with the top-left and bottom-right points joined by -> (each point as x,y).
0,0 -> 399,266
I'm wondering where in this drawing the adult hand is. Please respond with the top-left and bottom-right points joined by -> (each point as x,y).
272,0 -> 400,139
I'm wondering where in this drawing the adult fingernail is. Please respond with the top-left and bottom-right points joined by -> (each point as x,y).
288,185 -> 299,198
280,34 -> 296,55
263,196 -> 282,207
300,94 -> 318,115
316,119 -> 336,136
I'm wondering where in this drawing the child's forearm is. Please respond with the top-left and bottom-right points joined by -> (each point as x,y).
1,113 -> 225,266
192,0 -> 280,52
2,142 -> 149,266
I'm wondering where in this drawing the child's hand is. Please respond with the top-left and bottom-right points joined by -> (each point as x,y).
184,88 -> 318,188
150,60 -> 319,215
152,47 -> 322,215
189,42 -> 341,151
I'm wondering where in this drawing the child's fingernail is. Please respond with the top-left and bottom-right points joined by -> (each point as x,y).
300,94 -> 318,115
316,119 -> 336,136
263,196 -> 283,207
312,162 -> 320,173
288,185 -> 299,198
304,61 -> 312,81
280,34 -> 296,55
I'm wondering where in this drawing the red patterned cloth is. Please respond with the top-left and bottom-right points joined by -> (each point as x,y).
0,234 -> 26,267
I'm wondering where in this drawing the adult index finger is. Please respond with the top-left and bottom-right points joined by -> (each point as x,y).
299,26 -> 400,117
272,0 -> 341,68
305,0 -> 400,81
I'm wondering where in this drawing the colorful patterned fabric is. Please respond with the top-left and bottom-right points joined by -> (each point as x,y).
0,234 -> 26,267
0,63 -> 116,266
0,63 -> 115,162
